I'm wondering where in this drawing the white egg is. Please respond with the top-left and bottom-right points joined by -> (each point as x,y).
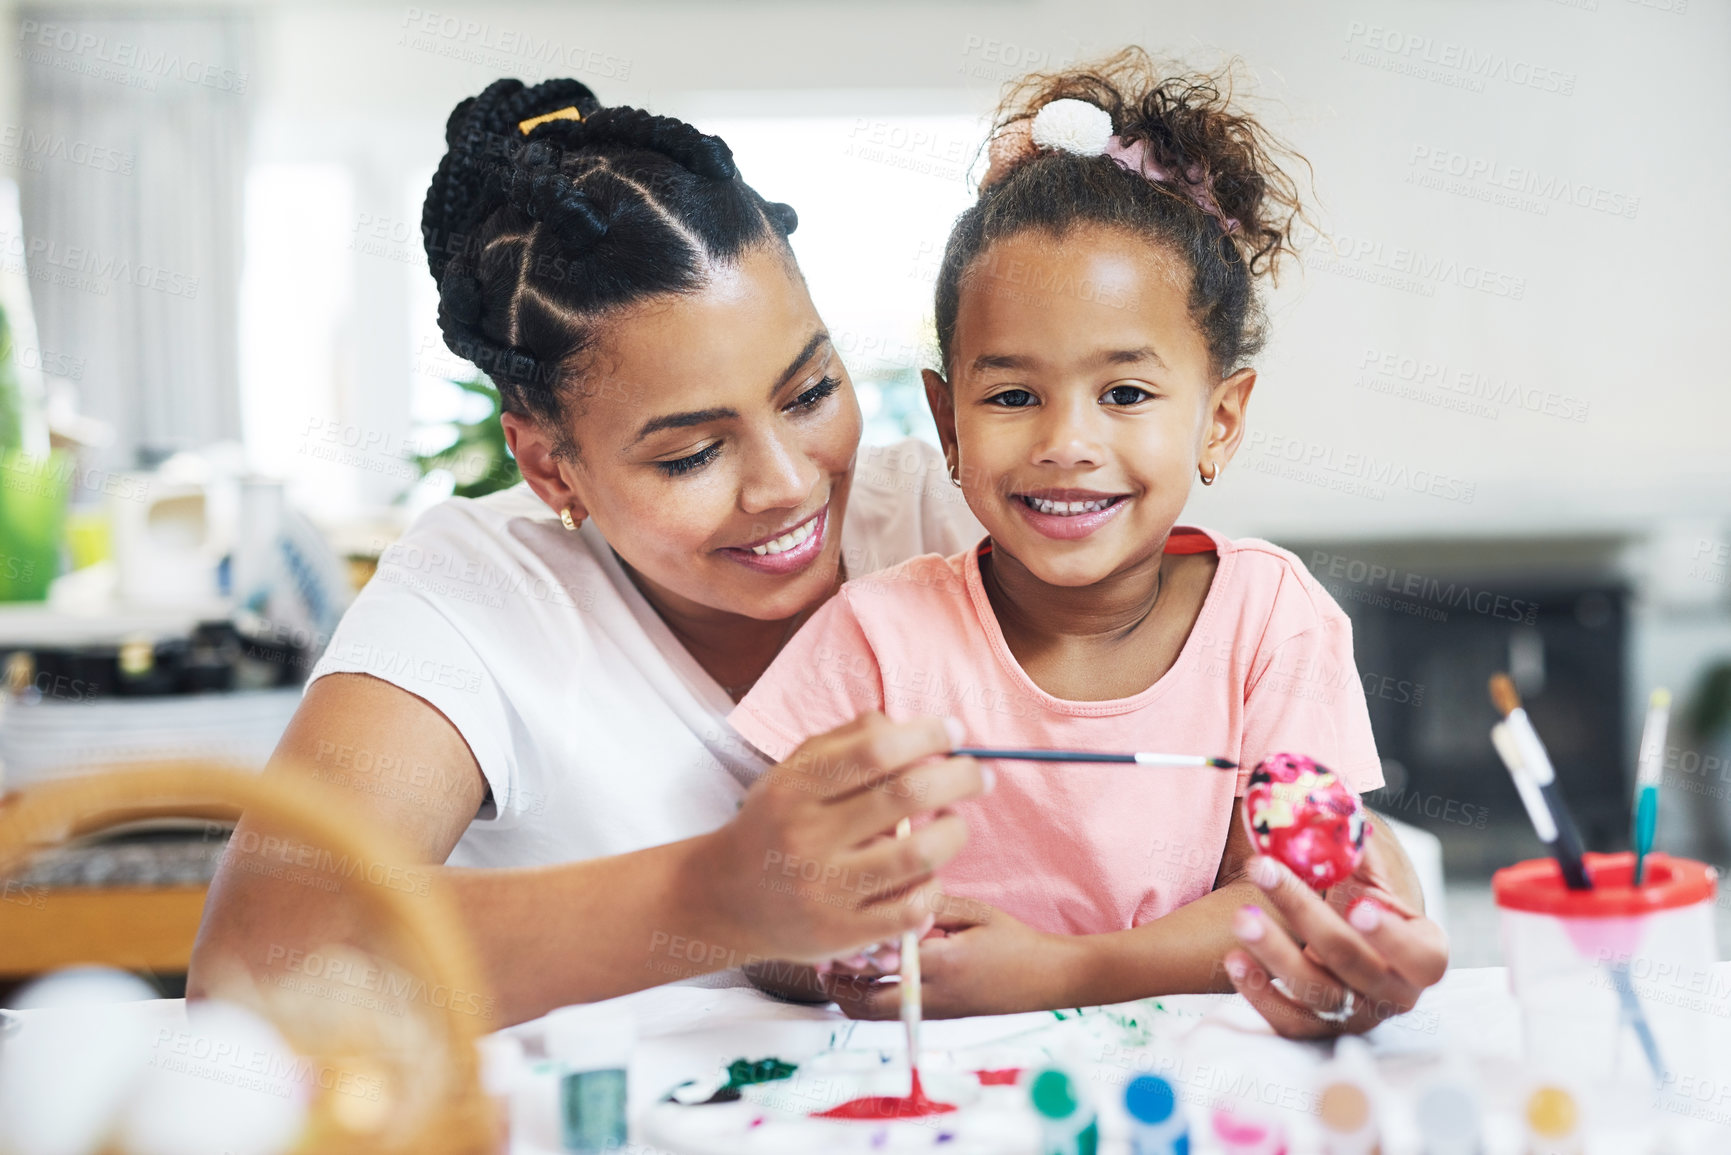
118,1000 -> 309,1155
0,968 -> 158,1155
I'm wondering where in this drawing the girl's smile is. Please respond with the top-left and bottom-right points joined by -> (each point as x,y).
1011,488 -> 1131,540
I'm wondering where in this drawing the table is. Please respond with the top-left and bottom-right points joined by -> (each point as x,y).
7,967 -> 1731,1154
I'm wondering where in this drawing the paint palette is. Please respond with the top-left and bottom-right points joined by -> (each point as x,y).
1242,753 -> 1368,890
643,1062 -> 1033,1154
638,1001 -> 1205,1154
640,1029 -> 1059,1153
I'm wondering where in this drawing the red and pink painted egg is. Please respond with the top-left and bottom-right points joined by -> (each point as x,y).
1242,752 -> 1368,890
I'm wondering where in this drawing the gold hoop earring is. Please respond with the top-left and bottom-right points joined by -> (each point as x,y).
560,507 -> 582,531
1199,461 -> 1220,486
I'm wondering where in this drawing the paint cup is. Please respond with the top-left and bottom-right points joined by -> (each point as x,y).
1123,1074 -> 1186,1154
1029,1068 -> 1098,1155
1316,1037 -> 1380,1155
475,1034 -> 523,1153
1413,1074 -> 1482,1155
1493,851 -> 1718,1093
542,1006 -> 633,1155
1524,1084 -> 1583,1155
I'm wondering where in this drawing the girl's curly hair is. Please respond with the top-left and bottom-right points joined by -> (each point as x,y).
937,48 -> 1314,376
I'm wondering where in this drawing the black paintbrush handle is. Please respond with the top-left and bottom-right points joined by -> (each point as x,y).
950,747 -> 1137,764
1539,780 -> 1593,890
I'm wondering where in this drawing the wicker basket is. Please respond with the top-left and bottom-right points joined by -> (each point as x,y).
0,761 -> 497,1155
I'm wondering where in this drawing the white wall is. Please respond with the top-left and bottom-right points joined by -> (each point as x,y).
16,0 -> 1728,825
222,0 -> 1731,543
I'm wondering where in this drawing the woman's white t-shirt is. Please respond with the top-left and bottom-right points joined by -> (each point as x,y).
306,439 -> 980,871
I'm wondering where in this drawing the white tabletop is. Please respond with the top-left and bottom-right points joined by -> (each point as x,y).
7,966 -> 1730,1154
502,965 -> 1731,1154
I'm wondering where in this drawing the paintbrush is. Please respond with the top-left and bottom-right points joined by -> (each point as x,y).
1491,722 -> 1559,847
952,747 -> 1236,769
894,816 -> 921,1076
1633,688 -> 1671,885
1489,674 -> 1591,890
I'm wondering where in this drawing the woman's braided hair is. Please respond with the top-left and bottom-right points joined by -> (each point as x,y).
422,78 -> 798,450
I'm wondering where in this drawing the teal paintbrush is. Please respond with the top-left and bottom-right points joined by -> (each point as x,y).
1632,688 -> 1671,885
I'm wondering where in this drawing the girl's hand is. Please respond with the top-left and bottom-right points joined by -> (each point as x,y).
820,900 -> 1078,1020
1223,833 -> 1449,1039
686,713 -> 986,966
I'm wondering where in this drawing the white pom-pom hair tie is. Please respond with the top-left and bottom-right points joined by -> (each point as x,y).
1028,98 -> 1115,156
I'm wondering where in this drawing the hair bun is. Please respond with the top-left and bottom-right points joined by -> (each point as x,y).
425,78 -> 605,283
763,201 -> 798,236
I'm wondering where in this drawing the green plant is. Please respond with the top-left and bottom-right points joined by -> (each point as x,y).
411,376 -> 521,499
0,305 -> 23,455
1689,661 -> 1731,745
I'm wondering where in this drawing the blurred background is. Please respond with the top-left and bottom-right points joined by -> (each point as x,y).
0,0 -> 1725,993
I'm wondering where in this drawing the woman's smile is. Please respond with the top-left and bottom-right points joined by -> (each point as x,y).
720,503 -> 830,574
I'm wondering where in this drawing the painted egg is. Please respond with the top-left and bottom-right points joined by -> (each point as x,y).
1242,753 -> 1368,889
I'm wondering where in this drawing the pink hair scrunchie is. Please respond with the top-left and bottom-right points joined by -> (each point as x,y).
1101,135 -> 1240,234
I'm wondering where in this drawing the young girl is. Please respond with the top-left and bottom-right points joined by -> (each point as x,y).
733,51 -> 1425,1019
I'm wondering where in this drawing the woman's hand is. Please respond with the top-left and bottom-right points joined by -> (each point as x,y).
819,899 -> 1077,1020
684,713 -> 987,968
1223,829 -> 1449,1039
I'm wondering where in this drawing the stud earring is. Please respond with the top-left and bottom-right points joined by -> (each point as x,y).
560,507 -> 582,531
1199,461 -> 1220,486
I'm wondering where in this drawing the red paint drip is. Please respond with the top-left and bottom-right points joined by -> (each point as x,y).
973,1068 -> 1022,1086
815,1069 -> 958,1120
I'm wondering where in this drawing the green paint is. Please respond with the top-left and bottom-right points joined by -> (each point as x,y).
723,1057 -> 797,1091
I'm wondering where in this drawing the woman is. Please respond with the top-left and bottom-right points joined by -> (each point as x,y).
189,77 -> 1445,1034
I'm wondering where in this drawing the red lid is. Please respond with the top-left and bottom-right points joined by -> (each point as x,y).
1492,852 -> 1717,917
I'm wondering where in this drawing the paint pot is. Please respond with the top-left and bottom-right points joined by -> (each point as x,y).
1123,1074 -> 1186,1154
1209,1105 -> 1288,1155
1414,1076 -> 1482,1155
1317,1037 -> 1380,1155
1318,1082 -> 1377,1155
1524,1085 -> 1582,1155
476,1034 -> 523,1152
542,1006 -> 634,1154
1029,1068 -> 1097,1155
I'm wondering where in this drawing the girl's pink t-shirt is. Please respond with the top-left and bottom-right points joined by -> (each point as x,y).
729,526 -> 1384,936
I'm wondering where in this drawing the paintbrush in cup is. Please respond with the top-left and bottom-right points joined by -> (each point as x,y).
1633,688 -> 1671,885
1489,674 -> 1591,890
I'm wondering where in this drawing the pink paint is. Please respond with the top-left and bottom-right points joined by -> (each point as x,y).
815,1069 -> 958,1120
1211,1106 -> 1288,1154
